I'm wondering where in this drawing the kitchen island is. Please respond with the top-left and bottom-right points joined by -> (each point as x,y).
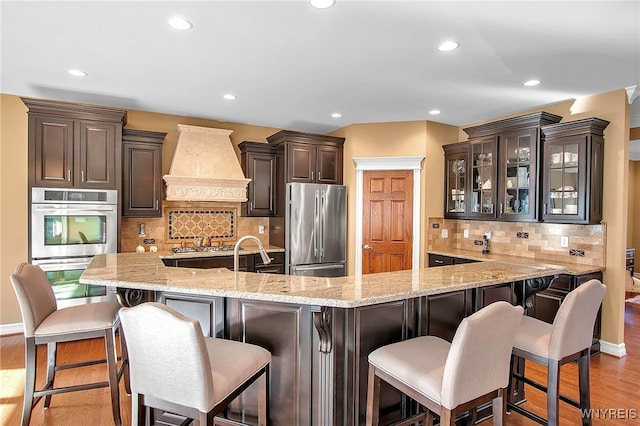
81,253 -> 566,425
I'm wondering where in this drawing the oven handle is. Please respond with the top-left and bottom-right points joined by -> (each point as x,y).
32,258 -> 93,271
32,205 -> 116,213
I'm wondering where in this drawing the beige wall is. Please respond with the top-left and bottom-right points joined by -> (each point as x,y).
0,95 -> 29,325
0,90 -> 632,351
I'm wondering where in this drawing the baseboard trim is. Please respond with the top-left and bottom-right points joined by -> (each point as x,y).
599,339 -> 627,358
0,323 -> 23,336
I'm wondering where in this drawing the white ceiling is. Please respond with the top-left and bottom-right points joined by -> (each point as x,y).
1,0 -> 639,135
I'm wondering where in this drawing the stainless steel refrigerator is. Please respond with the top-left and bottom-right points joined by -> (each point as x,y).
285,183 -> 347,277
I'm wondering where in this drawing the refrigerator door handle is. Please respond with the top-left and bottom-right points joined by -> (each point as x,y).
314,190 -> 320,257
319,190 -> 326,259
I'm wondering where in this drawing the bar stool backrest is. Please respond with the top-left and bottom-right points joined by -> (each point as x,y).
10,263 -> 58,338
549,279 -> 606,360
441,301 -> 524,409
120,302 -> 215,413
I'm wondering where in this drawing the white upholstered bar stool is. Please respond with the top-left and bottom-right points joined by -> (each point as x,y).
366,301 -> 524,426
119,302 -> 271,426
10,262 -> 128,426
508,279 -> 606,426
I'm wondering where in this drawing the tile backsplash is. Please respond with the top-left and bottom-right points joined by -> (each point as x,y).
121,201 -> 269,253
428,218 -> 606,267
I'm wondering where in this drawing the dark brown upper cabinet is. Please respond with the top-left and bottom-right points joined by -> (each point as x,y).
540,118 -> 608,224
24,97 -> 127,190
267,130 -> 344,185
239,141 -> 277,217
449,112 -> 562,221
122,129 -> 166,218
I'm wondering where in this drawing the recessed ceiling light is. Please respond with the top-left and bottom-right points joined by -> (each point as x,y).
310,0 -> 336,9
223,94 -> 237,100
168,17 -> 193,31
438,41 -> 460,52
331,112 -> 342,118
429,109 -> 441,115
68,69 -> 87,77
523,79 -> 541,87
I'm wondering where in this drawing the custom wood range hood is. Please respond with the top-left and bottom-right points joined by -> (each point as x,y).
163,124 -> 251,202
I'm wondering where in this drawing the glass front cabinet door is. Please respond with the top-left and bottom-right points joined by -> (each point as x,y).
443,142 -> 469,218
469,137 -> 498,218
541,118 -> 608,224
498,129 -> 538,221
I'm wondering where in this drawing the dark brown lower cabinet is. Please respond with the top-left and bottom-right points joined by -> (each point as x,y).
162,255 -> 248,271
161,252 -> 285,274
422,290 -> 473,342
428,253 -> 477,267
157,292 -> 225,338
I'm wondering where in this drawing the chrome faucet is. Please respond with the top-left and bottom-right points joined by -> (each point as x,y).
234,235 -> 272,272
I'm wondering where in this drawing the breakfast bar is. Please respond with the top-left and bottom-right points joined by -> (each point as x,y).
82,253 -> 567,425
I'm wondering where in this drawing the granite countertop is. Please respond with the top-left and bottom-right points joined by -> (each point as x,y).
81,253 -> 566,308
427,248 -> 604,275
158,245 -> 284,259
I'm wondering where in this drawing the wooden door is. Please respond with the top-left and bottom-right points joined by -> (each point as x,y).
362,170 -> 413,274
33,116 -> 75,187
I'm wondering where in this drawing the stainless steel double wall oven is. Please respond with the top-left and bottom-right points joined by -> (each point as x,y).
30,187 -> 118,306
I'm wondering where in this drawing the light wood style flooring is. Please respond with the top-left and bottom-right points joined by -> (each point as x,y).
1,302 -> 639,426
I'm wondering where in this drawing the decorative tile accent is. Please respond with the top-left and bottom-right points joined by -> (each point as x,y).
168,209 -> 234,240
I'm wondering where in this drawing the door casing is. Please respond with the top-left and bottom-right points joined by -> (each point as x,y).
353,156 -> 424,274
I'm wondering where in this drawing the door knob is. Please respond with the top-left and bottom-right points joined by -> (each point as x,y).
363,244 -> 373,250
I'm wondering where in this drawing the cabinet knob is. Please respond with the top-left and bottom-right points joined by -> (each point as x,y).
318,171 -> 321,180
311,171 -> 314,181
155,200 -> 159,210
67,170 -> 71,182
81,170 -> 85,182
